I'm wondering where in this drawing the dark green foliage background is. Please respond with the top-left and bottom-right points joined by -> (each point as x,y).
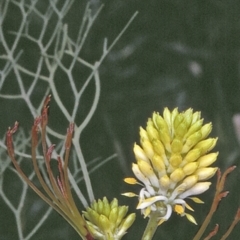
1,0 -> 240,239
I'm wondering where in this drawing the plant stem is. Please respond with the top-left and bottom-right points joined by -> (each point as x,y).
142,212 -> 159,240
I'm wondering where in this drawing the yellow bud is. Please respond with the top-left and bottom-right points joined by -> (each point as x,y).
97,199 -> 104,214
182,131 -> 202,153
174,113 -> 184,130
194,138 -> 218,155
175,122 -> 188,138
159,129 -> 171,152
139,127 -> 149,140
160,174 -> 170,189
191,111 -> 201,124
170,168 -> 185,183
146,122 -> 159,140
200,123 -> 212,139
141,139 -> 154,160
138,159 -> 154,178
118,213 -> 136,236
184,119 -> 203,139
198,152 -> 218,167
99,214 -> 111,232
169,154 -> 182,168
183,162 -> 198,175
133,143 -> 149,163
153,112 -> 169,132
116,206 -> 128,225
182,175 -> 198,189
110,198 -> 118,209
152,139 -> 165,156
163,107 -> 172,129
183,149 -> 201,163
195,167 -> 217,180
151,154 -> 166,173
102,197 -> 111,217
171,108 -> 179,126
171,138 -> 183,153
109,206 -> 118,224
86,208 -> 99,225
182,108 -> 193,129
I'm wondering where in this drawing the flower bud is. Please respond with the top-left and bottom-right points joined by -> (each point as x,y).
198,152 -> 218,167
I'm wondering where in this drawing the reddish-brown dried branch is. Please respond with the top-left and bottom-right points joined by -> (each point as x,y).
204,224 -> 219,240
220,208 -> 240,240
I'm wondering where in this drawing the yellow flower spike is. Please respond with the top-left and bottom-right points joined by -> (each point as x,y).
124,107 -> 219,239
170,168 -> 185,183
195,167 -> 218,181
183,162 -> 198,175
83,198 -> 135,240
198,152 -> 219,167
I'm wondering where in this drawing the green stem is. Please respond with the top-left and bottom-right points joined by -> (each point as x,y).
142,212 -> 159,240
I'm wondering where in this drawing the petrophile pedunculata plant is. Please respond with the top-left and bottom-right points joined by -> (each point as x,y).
6,96 -> 135,240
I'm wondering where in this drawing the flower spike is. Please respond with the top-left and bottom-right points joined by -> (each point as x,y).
124,108 -> 219,239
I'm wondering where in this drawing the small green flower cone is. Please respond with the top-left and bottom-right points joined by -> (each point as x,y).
83,197 -> 136,240
124,108 -> 218,230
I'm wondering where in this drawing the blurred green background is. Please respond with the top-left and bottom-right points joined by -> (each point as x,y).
1,0 -> 240,239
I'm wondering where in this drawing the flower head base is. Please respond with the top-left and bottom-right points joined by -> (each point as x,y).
83,197 -> 136,240
124,108 -> 218,225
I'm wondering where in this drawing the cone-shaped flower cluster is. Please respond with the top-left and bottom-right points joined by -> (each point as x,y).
83,197 -> 136,240
124,108 -> 218,224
